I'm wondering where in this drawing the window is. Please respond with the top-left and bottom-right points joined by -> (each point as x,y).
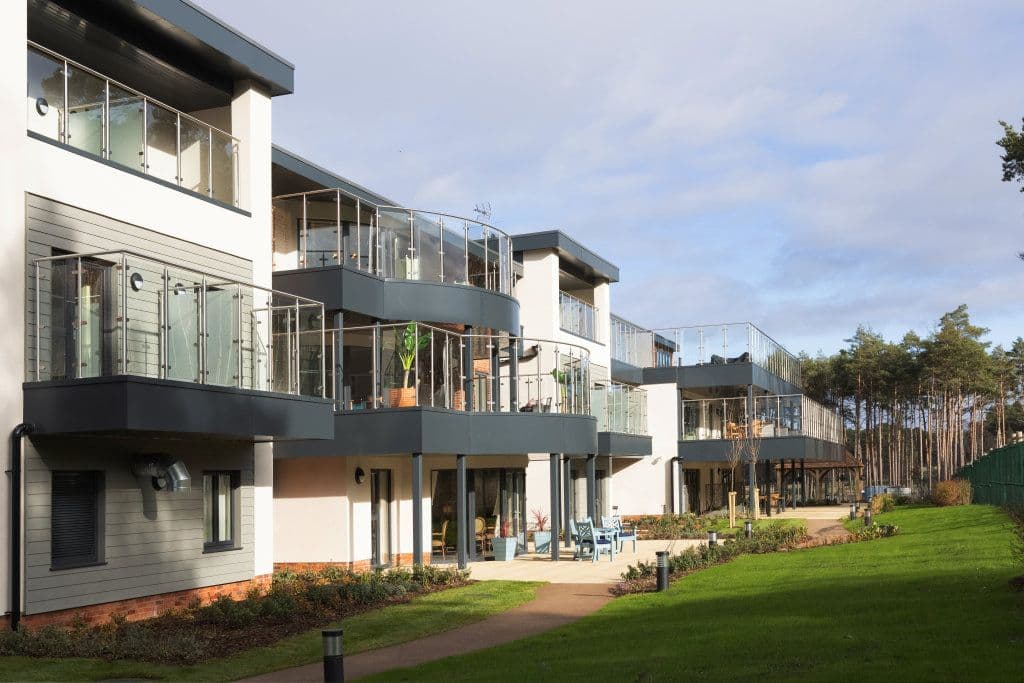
203,471 -> 239,551
51,471 -> 103,569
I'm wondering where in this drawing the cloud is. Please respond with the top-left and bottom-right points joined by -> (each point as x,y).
200,0 -> 1024,353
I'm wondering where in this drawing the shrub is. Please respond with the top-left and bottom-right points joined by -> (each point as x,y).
628,513 -> 707,539
870,493 -> 896,513
1007,505 -> 1024,573
854,523 -> 900,541
933,479 -> 973,506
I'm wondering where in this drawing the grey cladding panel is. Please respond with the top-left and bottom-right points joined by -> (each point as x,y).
678,436 -> 844,463
23,435 -> 256,615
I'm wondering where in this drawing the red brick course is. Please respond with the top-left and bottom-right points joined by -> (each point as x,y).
15,574 -> 272,629
275,553 -> 431,573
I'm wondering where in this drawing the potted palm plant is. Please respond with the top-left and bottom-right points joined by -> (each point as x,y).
530,508 -> 551,553
389,322 -> 430,408
491,518 -> 517,561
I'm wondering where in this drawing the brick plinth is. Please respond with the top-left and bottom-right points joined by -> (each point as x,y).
275,552 -> 432,573
15,574 -> 272,629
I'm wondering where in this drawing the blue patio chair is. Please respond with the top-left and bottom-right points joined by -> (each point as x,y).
602,515 -> 638,553
576,520 -> 615,563
569,517 -> 595,560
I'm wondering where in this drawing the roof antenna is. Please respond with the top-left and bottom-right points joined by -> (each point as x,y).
473,202 -> 492,222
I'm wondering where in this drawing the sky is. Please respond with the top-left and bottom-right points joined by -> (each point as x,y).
199,0 -> 1024,356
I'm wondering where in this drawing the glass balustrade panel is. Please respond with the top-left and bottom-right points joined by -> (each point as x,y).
27,47 -> 65,141
107,84 -> 144,171
164,270 -> 201,382
210,129 -> 235,205
145,101 -> 178,184
178,116 -> 210,196
65,65 -> 104,157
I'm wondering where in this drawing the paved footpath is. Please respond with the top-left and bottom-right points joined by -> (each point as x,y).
240,582 -> 612,682
803,517 -> 853,545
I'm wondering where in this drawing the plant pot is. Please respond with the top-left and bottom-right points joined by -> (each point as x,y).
491,537 -> 517,561
532,530 -> 552,554
389,387 -> 417,407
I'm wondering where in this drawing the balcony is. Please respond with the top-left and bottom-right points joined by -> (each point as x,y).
274,323 -> 597,457
273,191 -> 513,295
27,42 -> 239,207
611,315 -> 654,367
591,383 -> 647,435
591,382 -> 651,457
24,251 -> 332,439
678,394 -> 844,462
559,291 -> 600,342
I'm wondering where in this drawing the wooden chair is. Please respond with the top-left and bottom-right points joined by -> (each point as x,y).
726,422 -> 745,440
432,520 -> 450,558
474,516 -> 491,553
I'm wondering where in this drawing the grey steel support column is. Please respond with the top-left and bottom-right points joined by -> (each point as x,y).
509,336 -> 520,410
746,384 -> 757,514
411,452 -> 423,566
332,312 -> 344,407
800,458 -> 807,504
669,458 -> 677,513
463,325 -> 474,411
467,474 -> 477,561
790,459 -> 797,509
585,454 -> 597,521
456,454 -> 467,569
490,336 -> 500,412
561,455 -> 571,547
765,460 -> 773,517
549,454 -> 560,561
678,457 -> 687,514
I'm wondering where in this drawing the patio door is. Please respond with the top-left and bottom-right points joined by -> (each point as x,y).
370,469 -> 392,568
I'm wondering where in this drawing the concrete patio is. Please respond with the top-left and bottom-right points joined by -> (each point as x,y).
462,538 -> 707,584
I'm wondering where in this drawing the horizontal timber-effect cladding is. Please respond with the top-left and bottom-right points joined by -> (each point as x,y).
23,434 -> 256,616
24,194 -> 255,384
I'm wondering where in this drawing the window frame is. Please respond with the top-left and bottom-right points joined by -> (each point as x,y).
203,470 -> 240,553
50,470 -> 105,571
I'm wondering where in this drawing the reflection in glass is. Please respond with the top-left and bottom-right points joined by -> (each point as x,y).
27,47 -> 65,140
205,285 -> 238,387
211,130 -> 235,204
107,84 -> 144,170
165,275 -> 200,382
178,116 -> 209,195
66,65 -> 104,156
146,101 -> 178,184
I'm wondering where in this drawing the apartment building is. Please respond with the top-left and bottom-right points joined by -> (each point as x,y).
5,0 -> 849,630
609,317 -> 851,515
5,0 -> 332,627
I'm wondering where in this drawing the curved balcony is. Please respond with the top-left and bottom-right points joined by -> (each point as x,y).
24,250 -> 332,440
275,323 -> 597,457
272,191 -> 517,330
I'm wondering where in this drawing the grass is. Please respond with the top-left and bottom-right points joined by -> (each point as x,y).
368,506 -> 1024,682
0,580 -> 540,682
705,516 -> 805,534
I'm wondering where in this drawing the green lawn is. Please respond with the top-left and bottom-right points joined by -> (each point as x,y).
705,516 -> 805,534
0,580 -> 540,682
369,506 -> 1024,682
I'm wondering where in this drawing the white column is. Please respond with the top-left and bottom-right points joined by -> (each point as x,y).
253,443 -> 274,575
231,80 -> 273,288
0,3 -> 28,619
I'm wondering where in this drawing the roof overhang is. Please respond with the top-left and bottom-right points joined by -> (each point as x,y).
512,230 -> 619,283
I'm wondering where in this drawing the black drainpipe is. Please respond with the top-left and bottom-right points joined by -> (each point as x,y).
10,423 -> 34,631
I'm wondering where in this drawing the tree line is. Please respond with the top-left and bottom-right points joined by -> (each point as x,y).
800,305 -> 1023,493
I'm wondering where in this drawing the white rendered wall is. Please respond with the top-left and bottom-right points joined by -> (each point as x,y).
0,1 -> 28,619
611,382 -> 678,515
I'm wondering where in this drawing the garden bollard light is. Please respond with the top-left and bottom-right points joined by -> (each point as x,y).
323,628 -> 344,682
864,509 -> 873,526
707,530 -> 718,547
849,504 -> 856,520
656,551 -> 670,592
744,520 -> 753,538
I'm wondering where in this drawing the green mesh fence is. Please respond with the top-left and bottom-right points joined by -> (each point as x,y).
957,443 -> 1024,505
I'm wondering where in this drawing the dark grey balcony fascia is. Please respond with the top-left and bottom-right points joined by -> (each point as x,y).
273,408 -> 598,458
678,436 -> 844,463
23,376 -> 333,441
610,359 -> 644,385
272,265 -> 520,333
597,432 -> 652,457
641,363 -> 802,395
